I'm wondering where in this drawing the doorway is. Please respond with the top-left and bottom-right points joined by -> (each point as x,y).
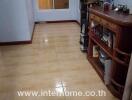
33,0 -> 79,21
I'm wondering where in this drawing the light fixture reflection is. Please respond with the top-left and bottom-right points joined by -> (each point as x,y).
55,87 -> 63,93
55,82 -> 63,93
56,82 -> 62,87
44,39 -> 48,43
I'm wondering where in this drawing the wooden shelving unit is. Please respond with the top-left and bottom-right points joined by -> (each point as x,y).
87,7 -> 132,99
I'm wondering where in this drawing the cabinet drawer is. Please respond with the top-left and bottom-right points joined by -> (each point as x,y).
96,16 -> 101,23
90,14 -> 101,22
90,14 -> 120,32
90,14 -> 96,19
110,23 -> 119,31
102,19 -> 119,32
102,19 -> 111,27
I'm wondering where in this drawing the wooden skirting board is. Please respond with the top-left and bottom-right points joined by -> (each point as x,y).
46,20 -> 80,25
37,20 -> 80,25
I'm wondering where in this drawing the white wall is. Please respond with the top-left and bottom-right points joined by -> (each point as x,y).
26,0 -> 34,36
75,0 -> 81,23
0,0 -> 34,42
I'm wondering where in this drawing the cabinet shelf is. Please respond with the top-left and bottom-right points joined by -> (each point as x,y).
89,33 -> 113,58
89,30 -> 129,66
111,79 -> 124,89
107,84 -> 122,98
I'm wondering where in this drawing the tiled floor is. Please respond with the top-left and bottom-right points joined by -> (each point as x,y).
0,22 -> 118,100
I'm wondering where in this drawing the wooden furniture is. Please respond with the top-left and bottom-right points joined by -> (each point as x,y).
87,7 -> 132,99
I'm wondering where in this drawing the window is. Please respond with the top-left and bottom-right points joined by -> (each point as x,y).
39,0 -> 69,9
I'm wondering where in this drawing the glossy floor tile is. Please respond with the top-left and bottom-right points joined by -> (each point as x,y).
0,22 -> 118,100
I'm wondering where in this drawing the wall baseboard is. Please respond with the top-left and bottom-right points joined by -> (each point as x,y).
0,41 -> 32,46
46,20 -> 78,23
0,23 -> 35,46
35,20 -> 80,25
75,21 -> 80,26
46,20 -> 80,26
0,20 -> 80,46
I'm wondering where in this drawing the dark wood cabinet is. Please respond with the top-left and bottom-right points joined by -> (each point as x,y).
87,7 -> 132,99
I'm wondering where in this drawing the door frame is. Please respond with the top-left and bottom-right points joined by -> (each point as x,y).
33,0 -> 79,21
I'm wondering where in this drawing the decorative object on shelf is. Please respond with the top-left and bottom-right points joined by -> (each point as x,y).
99,48 -> 112,86
101,28 -> 113,48
99,49 -> 109,66
91,21 -> 114,49
111,0 -> 115,10
99,0 -> 104,7
103,1 -> 111,11
103,0 -> 115,11
114,4 -> 130,14
122,5 -> 130,14
92,23 -> 103,38
104,59 -> 112,85
93,45 -> 99,57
